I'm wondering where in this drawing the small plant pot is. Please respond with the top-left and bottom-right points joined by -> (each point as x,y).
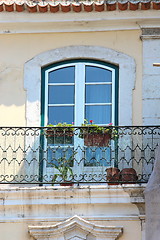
84,133 -> 111,147
120,168 -> 138,183
106,167 -> 120,185
60,181 -> 73,186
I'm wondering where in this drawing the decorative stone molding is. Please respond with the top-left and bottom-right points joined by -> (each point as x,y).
24,45 -> 135,127
28,215 -> 123,240
0,185 -> 146,222
141,27 -> 160,39
123,185 -> 145,215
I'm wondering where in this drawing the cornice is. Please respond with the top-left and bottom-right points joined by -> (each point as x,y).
0,12 -> 160,34
0,185 -> 146,222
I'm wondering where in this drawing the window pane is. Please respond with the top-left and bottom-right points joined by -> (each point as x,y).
47,147 -> 74,165
48,106 -> 74,124
86,66 -> 112,83
84,147 -> 111,166
48,86 -> 74,104
49,66 -> 75,83
86,85 -> 111,103
85,105 -> 111,124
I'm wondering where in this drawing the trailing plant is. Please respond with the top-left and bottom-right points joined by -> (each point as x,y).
45,122 -> 74,135
44,122 -> 74,144
79,119 -> 118,139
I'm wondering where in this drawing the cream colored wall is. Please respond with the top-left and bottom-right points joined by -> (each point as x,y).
0,29 -> 142,126
0,220 -> 141,240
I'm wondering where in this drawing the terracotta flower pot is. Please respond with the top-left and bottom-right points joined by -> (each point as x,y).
106,167 -> 120,185
120,168 -> 138,183
60,181 -> 73,186
46,129 -> 73,145
84,133 -> 111,147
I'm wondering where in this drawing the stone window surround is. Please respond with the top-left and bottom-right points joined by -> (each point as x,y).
24,45 -> 135,126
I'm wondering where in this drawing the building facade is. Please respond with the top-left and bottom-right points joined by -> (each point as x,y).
0,1 -> 160,239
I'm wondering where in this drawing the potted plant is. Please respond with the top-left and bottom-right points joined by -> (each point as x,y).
79,119 -> 118,147
106,167 -> 120,185
51,152 -> 77,186
45,122 -> 74,144
120,168 -> 138,183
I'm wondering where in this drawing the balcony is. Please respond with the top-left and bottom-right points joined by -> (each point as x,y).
0,126 -> 159,185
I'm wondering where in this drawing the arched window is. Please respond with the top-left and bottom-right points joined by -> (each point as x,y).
41,60 -> 119,127
41,60 -> 118,172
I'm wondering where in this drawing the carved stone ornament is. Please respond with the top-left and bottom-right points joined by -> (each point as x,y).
28,215 -> 123,240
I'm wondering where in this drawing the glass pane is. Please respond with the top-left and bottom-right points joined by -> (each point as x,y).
85,105 -> 111,124
84,147 -> 111,166
49,66 -> 75,83
47,147 -> 74,165
86,66 -> 112,83
86,85 -> 111,103
48,106 -> 74,124
48,86 -> 74,104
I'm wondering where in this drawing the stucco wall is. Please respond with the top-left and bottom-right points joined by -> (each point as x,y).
0,29 -> 142,126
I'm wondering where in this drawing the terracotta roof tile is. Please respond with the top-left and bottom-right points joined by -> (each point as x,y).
0,0 -> 160,13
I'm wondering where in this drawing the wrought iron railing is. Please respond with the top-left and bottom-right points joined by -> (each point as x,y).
0,126 -> 159,185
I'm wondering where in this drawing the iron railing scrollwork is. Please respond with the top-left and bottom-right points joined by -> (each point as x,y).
0,126 -> 159,185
